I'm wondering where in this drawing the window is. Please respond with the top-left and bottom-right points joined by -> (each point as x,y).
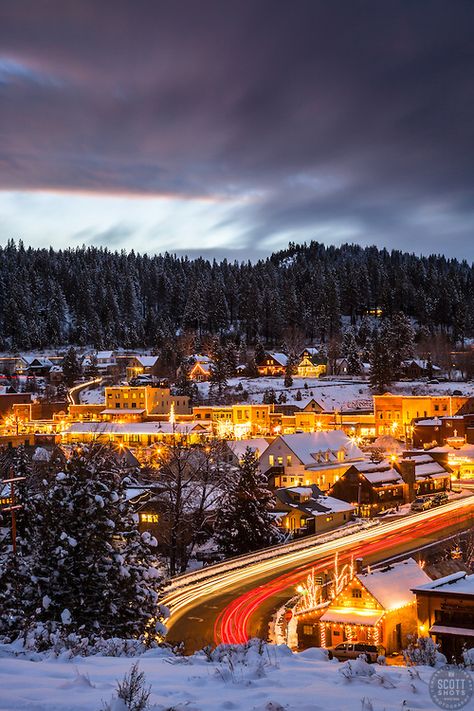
352,588 -> 362,599
140,513 -> 158,524
131,402 -> 136,408
237,410 -> 242,419
434,405 -> 439,412
115,403 -> 120,408
277,456 -> 283,465
303,625 -> 316,636
286,455 -> 292,467
325,515 -> 333,522
269,454 -> 275,467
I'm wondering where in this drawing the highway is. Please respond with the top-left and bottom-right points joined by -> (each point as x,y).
163,496 -> 474,652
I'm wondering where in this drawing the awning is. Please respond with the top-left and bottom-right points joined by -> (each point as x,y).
320,608 -> 384,627
101,408 -> 146,415
430,625 -> 474,637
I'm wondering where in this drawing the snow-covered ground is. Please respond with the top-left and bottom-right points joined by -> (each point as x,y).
79,385 -> 105,404
1,642 -> 470,711
200,377 -> 474,410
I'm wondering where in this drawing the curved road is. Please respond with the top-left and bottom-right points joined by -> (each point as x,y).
163,497 -> 474,652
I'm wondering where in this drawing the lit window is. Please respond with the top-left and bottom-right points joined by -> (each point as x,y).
352,588 -> 362,598
140,513 -> 158,524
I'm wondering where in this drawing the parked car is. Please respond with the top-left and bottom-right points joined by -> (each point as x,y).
411,497 -> 432,512
431,492 -> 449,507
326,642 -> 379,663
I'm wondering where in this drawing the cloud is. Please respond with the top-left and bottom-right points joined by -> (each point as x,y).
0,1 -> 473,260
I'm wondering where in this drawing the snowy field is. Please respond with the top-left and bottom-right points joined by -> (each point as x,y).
1,643 -> 470,711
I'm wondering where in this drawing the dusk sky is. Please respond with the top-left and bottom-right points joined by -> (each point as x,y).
1,1 -> 473,260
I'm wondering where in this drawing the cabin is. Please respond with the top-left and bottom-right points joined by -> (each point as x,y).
256,352 -> 288,377
401,359 -> 442,380
126,355 -> 160,381
274,484 -> 354,535
187,355 -> 213,382
320,558 -> 431,653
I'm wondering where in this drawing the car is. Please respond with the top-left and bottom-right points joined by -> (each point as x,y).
326,642 -> 379,663
431,492 -> 449,506
411,497 -> 431,512
452,390 -> 463,396
428,379 -> 439,384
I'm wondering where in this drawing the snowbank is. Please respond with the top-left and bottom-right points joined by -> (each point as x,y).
0,641 -> 471,711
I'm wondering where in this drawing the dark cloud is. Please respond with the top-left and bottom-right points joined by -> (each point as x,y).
0,1 -> 474,259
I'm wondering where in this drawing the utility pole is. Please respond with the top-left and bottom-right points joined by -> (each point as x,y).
0,469 -> 25,555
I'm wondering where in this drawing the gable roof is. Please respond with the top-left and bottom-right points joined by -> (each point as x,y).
279,431 -> 364,467
266,352 -> 288,366
228,438 -> 270,460
350,459 -> 403,485
135,355 -> 158,368
411,571 -> 474,597
357,558 -> 431,609
399,453 -> 451,479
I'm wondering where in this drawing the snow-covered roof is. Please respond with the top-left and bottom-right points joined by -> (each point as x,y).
401,453 -> 450,478
101,408 -> 146,415
96,351 -> 114,360
415,417 -> 443,427
228,438 -> 270,460
351,460 -> 403,485
64,421 -> 211,435
26,357 -> 53,368
402,359 -> 441,371
191,354 -> 212,363
267,352 -> 288,366
135,355 -> 158,368
279,430 -> 364,467
357,558 -> 431,609
411,571 -> 474,597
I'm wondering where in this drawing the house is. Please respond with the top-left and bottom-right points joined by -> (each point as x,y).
61,420 -> 210,447
274,484 -> 354,535
256,352 -> 288,377
126,355 -> 160,381
329,452 -> 451,516
401,358 -> 442,380
331,358 -> 349,376
24,357 -> 54,377
193,404 -> 271,437
261,430 -> 365,491
411,570 -> 474,662
319,558 -> 431,653
329,459 -> 405,517
297,349 -> 327,378
187,355 -> 213,382
48,365 -> 63,385
82,350 -> 118,376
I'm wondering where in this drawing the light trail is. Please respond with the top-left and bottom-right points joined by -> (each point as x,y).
163,497 -> 474,645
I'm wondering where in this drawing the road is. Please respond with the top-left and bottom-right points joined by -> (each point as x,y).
163,497 -> 474,652
67,377 -> 103,406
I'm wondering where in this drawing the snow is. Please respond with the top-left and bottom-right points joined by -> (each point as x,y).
357,558 -> 431,609
320,608 -> 384,626
227,438 -> 270,459
430,625 -> 474,637
0,643 -> 470,711
278,430 -> 364,466
412,570 -> 474,596
79,385 -> 105,404
64,421 -> 210,435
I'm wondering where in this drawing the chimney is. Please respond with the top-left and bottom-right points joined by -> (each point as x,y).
355,557 -> 363,574
399,459 -> 416,503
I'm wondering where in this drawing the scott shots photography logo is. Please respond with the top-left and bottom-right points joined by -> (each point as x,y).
429,665 -> 473,710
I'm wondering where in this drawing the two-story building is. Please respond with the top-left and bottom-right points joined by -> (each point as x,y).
297,349 -> 327,378
261,430 -> 365,491
373,394 -> 471,438
193,404 -> 271,437
103,386 -> 191,419
256,352 -> 288,377
411,570 -> 474,662
126,355 -> 160,381
274,484 -> 355,535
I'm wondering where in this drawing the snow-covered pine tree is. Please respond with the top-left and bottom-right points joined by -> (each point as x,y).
214,448 -> 280,557
0,447 -> 166,648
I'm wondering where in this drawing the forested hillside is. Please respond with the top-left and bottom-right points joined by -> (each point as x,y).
0,240 -> 472,350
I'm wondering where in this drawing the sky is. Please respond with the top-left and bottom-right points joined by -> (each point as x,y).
1,1 -> 474,261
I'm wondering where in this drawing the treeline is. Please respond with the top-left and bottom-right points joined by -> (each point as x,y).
0,239 -> 472,350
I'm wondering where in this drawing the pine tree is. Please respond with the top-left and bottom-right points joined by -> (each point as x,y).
209,338 -> 228,399
0,447 -> 166,647
62,346 -> 82,387
214,449 -> 280,557
369,330 -> 393,392
343,329 -> 362,375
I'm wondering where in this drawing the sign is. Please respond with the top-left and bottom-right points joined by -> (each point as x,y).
429,665 -> 473,710
284,609 -> 293,622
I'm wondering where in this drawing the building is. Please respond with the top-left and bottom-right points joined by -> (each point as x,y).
193,404 -> 271,437
261,430 -> 365,491
126,355 -> 160,381
297,349 -> 327,378
319,558 -> 431,653
401,359 -> 442,380
103,386 -> 191,419
61,420 -> 210,447
373,394 -> 471,438
82,350 -> 119,376
187,355 -> 213,381
411,570 -> 474,661
256,352 -> 288,377
274,485 -> 355,535
226,437 -> 270,464
329,452 -> 451,516
0,391 -> 33,418
24,356 -> 54,377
